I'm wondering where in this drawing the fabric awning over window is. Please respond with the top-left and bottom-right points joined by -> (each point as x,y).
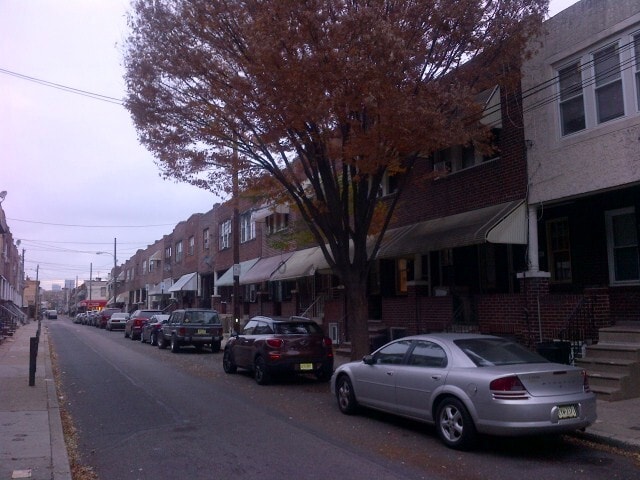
148,279 -> 173,296
149,250 -> 162,261
168,272 -> 198,292
251,204 -> 290,223
216,258 -> 260,287
240,253 -> 294,285
270,246 -> 331,282
377,200 -> 527,258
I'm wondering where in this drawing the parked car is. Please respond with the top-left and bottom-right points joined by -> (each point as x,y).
96,308 -> 122,329
74,313 -> 85,324
46,309 -> 58,319
157,309 -> 223,353
85,311 -> 98,326
125,309 -> 162,340
106,312 -> 129,331
223,315 -> 334,385
140,314 -> 169,345
331,333 -> 597,450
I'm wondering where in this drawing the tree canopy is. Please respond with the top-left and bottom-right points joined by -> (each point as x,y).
124,0 -> 546,358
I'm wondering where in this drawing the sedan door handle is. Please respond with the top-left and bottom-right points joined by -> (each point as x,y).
386,371 -> 394,376
431,375 -> 441,380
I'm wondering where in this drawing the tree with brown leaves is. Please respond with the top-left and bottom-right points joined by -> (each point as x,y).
123,0 -> 547,360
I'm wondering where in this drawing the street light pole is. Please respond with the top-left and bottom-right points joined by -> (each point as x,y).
97,237 -> 118,308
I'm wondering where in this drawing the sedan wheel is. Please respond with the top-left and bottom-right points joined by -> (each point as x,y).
335,375 -> 357,414
222,349 -> 237,374
158,335 -> 167,349
254,356 -> 270,385
435,397 -> 476,450
150,332 -> 157,346
170,336 -> 180,353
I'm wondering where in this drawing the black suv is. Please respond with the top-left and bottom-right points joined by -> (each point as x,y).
223,316 -> 334,385
158,309 -> 224,353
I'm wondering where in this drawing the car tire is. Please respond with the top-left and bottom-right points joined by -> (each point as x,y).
150,332 -> 157,346
211,340 -> 221,353
254,356 -> 270,385
124,329 -> 129,338
140,333 -> 145,343
222,349 -> 237,374
158,334 -> 167,349
170,336 -> 180,353
335,375 -> 358,414
435,397 -> 477,450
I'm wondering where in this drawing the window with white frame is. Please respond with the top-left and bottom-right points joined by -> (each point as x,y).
266,213 -> 289,234
558,32 -> 640,137
175,241 -> 183,262
203,228 -> 210,250
558,61 -> 586,135
605,207 -> 639,284
635,33 -> 640,109
594,44 -> 624,123
142,260 -> 147,274
188,236 -> 195,256
240,212 -> 256,243
165,246 -> 172,262
220,220 -> 231,250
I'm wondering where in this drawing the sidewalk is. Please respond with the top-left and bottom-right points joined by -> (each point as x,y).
1,322 -> 638,480
0,320 -> 71,480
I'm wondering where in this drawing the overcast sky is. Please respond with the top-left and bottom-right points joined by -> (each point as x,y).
0,0 -> 579,290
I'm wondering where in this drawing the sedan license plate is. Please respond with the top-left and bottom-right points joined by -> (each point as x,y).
197,329 -> 207,335
558,404 -> 578,420
299,363 -> 313,371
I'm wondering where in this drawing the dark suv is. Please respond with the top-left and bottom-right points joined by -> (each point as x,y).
223,316 -> 334,385
125,309 -> 162,340
158,309 -> 224,353
96,308 -> 122,329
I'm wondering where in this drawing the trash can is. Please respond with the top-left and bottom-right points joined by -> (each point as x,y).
536,341 -> 571,364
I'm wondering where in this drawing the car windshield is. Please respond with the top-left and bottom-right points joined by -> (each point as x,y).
455,338 -> 548,367
184,311 -> 220,324
274,322 -> 322,335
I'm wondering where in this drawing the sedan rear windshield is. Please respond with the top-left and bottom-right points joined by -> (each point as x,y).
274,322 -> 322,335
455,338 -> 548,367
184,311 -> 220,324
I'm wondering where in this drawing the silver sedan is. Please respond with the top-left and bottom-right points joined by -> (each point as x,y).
331,333 -> 597,450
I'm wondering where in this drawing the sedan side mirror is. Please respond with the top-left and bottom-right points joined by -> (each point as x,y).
363,354 -> 375,365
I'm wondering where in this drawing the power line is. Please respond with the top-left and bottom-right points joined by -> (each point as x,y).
0,67 -> 124,105
7,217 -> 176,228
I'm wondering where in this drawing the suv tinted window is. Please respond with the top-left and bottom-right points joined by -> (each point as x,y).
254,322 -> 274,334
274,322 -> 322,335
183,310 -> 220,324
243,320 -> 258,335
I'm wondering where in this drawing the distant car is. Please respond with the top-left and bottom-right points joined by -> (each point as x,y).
96,308 -> 122,329
106,312 -> 129,331
140,314 -> 170,345
125,309 -> 162,340
223,315 -> 334,385
85,311 -> 98,326
74,313 -> 84,324
157,309 -> 223,353
46,310 -> 58,320
331,333 -> 597,450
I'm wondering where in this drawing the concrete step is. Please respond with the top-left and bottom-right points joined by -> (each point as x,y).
584,343 -> 640,361
576,357 -> 636,375
598,326 -> 640,344
587,371 -> 629,390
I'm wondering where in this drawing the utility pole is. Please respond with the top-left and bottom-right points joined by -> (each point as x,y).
113,237 -> 118,309
232,143 -> 241,333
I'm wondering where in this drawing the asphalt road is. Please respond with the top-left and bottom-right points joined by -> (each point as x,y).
48,318 -> 639,480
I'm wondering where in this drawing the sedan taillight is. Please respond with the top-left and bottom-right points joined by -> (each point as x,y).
490,375 -> 529,400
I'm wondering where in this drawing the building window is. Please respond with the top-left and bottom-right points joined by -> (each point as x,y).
220,220 -> 231,250
376,171 -> 399,197
188,236 -> 195,256
605,207 -> 639,284
142,260 -> 147,274
558,61 -> 586,136
432,128 -> 501,174
594,43 -> 624,124
165,246 -> 172,262
634,33 -> 640,109
240,212 -> 256,243
100,287 -> 107,297
266,213 -> 289,234
546,218 -> 572,283
396,258 -> 410,295
175,241 -> 183,262
203,228 -> 210,250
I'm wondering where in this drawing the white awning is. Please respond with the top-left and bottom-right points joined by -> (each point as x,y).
241,253 -> 294,285
216,258 -> 260,287
377,200 -> 527,258
168,272 -> 198,292
270,247 -> 331,282
149,250 -> 162,261
116,292 -> 129,303
251,204 -> 290,222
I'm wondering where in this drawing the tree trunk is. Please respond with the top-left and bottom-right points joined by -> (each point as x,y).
344,274 -> 370,361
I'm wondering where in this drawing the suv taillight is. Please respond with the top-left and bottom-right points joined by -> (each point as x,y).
266,338 -> 284,349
